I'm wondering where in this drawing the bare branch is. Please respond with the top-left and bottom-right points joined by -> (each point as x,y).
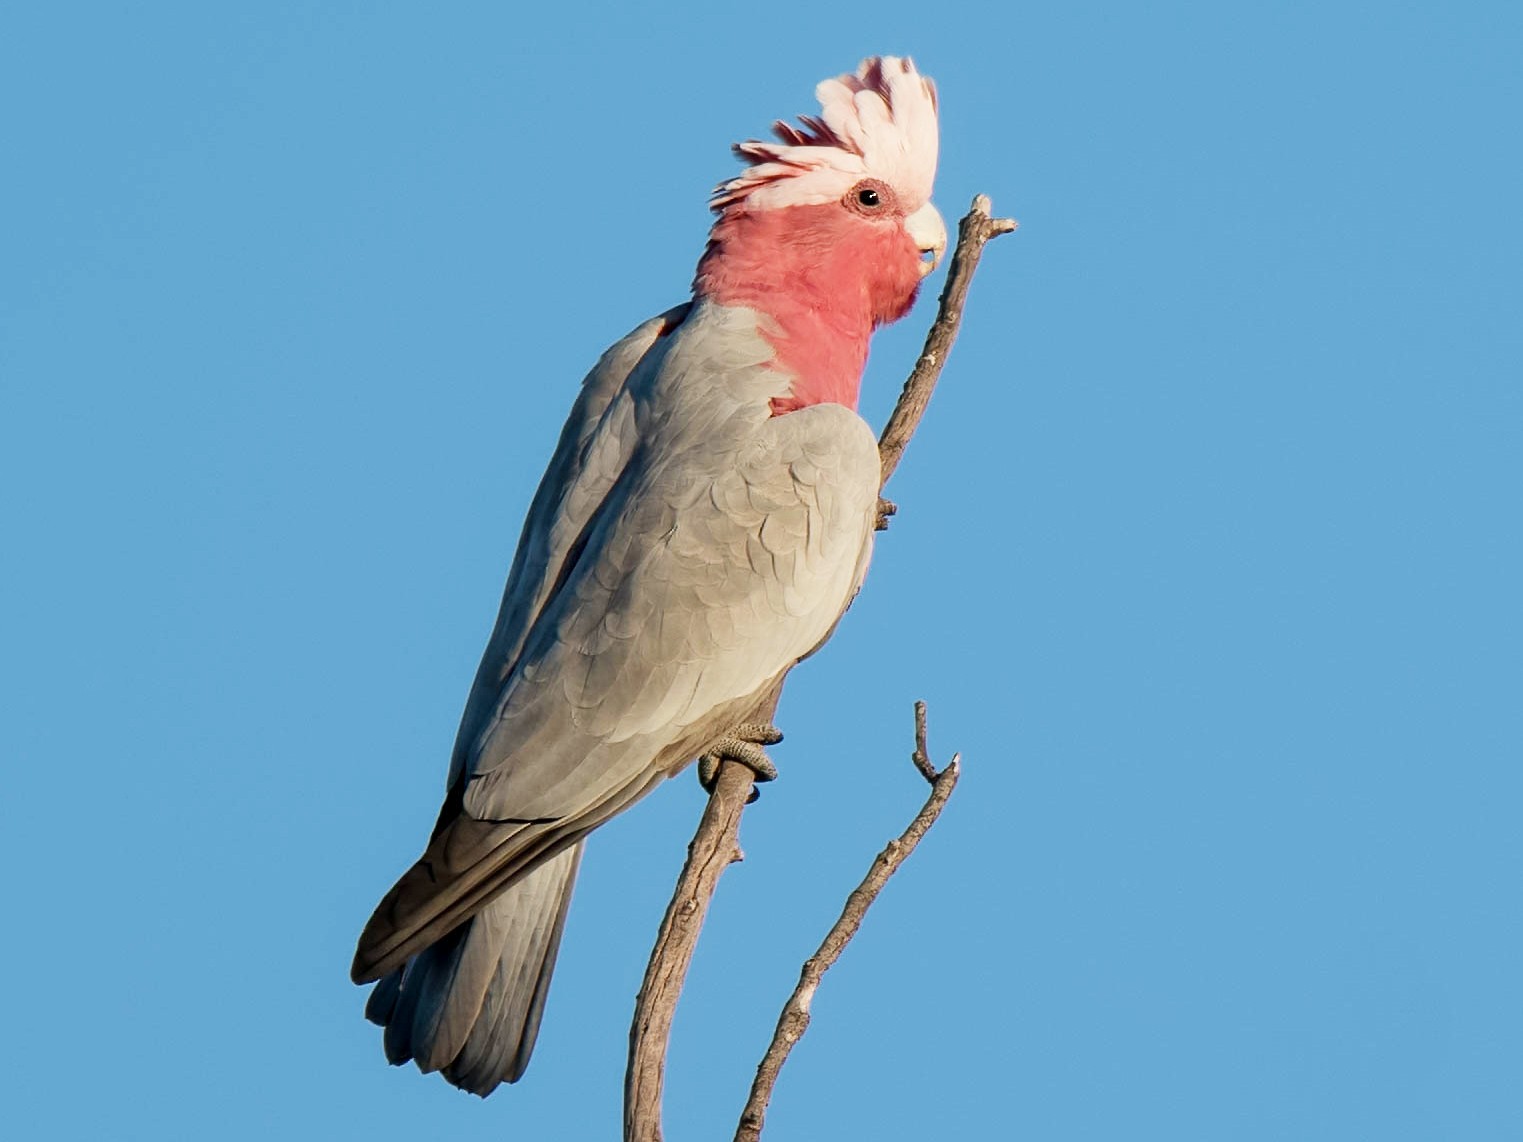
623,194 -> 1011,1141
736,712 -> 961,1142
625,682 -> 783,1142
624,759 -> 756,1142
878,194 -> 1018,489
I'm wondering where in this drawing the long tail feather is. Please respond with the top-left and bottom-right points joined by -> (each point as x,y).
365,842 -> 583,1096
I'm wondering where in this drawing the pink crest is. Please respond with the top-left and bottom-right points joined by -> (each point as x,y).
711,56 -> 939,214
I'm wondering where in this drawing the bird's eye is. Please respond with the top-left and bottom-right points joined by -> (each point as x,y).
844,180 -> 894,215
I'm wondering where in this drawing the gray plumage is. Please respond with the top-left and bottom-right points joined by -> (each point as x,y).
353,299 -> 881,1095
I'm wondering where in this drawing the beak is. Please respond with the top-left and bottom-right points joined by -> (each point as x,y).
905,201 -> 947,278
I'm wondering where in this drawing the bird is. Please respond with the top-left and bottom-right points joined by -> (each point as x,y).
352,55 -> 945,1096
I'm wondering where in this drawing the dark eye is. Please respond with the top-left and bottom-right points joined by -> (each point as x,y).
844,180 -> 894,215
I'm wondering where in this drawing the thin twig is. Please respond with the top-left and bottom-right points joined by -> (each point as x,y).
910,698 -> 937,783
878,194 -> 1018,489
735,709 -> 960,1142
622,194 -> 1012,1142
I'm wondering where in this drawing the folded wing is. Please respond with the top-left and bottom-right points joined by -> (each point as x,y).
354,301 -> 880,984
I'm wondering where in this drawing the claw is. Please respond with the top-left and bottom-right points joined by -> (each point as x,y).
730,722 -> 783,747
875,497 -> 897,532
698,722 -> 784,801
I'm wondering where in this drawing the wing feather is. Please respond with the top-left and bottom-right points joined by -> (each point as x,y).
354,301 -> 881,983
445,304 -> 690,789
468,392 -> 879,803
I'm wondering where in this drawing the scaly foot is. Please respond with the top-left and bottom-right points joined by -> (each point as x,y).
698,722 -> 784,800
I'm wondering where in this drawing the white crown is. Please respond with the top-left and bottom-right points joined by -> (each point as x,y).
712,57 -> 939,214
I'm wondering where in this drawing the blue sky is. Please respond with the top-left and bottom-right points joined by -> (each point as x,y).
3,2 -> 1519,1139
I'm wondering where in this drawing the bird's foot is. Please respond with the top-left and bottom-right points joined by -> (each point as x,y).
875,497 -> 897,532
698,723 -> 783,801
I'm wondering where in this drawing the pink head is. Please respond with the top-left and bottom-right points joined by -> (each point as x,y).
695,57 -> 946,414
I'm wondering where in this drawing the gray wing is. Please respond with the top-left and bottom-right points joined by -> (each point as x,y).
446,303 -> 691,791
464,399 -> 881,813
354,305 -> 881,980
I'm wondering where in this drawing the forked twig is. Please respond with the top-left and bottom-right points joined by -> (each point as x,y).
734,707 -> 960,1142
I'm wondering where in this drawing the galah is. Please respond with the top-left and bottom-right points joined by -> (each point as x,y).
353,56 -> 945,1096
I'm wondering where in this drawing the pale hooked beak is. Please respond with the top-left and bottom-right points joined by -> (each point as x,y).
905,201 -> 947,278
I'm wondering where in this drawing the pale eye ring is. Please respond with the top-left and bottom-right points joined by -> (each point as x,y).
844,179 -> 894,216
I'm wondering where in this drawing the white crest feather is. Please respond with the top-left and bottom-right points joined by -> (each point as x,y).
712,56 -> 939,213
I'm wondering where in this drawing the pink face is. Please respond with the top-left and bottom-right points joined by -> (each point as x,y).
693,56 -> 944,413
833,177 -> 935,324
694,187 -> 932,413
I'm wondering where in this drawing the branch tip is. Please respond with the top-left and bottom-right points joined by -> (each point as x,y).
911,700 -> 936,783
878,195 -> 1015,489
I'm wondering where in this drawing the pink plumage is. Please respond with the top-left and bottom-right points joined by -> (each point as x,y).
697,56 -> 944,413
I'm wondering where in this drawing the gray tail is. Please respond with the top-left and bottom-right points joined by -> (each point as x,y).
364,841 -> 583,1096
